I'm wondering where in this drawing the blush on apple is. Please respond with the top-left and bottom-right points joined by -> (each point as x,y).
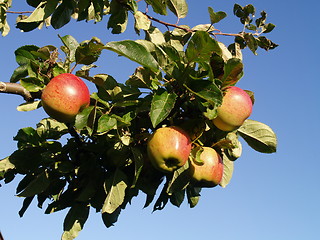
147,126 -> 192,173
213,86 -> 253,131
189,146 -> 223,188
41,73 -> 90,123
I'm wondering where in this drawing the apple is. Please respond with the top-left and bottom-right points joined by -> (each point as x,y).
189,146 -> 223,188
213,86 -> 253,131
147,126 -> 192,173
41,73 -> 90,123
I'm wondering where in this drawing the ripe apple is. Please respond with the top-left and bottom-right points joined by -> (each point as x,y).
213,86 -> 253,131
147,126 -> 192,173
41,73 -> 90,123
189,146 -> 223,188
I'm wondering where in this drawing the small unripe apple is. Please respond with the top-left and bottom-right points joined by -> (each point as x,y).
41,73 -> 90,123
213,86 -> 253,131
147,126 -> 192,173
189,146 -> 223,188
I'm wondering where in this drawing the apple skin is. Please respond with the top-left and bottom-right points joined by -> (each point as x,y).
189,146 -> 223,188
41,73 -> 90,123
213,86 -> 253,131
147,126 -> 192,173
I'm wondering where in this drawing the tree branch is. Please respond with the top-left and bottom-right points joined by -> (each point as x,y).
145,13 -> 243,37
0,82 -> 40,102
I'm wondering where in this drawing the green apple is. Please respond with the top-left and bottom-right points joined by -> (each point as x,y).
41,73 -> 90,123
213,86 -> 253,131
147,126 -> 192,173
189,146 -> 223,188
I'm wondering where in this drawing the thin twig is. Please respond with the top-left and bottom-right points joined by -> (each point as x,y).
6,10 -> 33,14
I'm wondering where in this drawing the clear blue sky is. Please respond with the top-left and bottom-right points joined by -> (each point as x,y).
0,1 -> 319,239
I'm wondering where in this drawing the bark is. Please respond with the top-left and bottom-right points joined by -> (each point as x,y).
0,82 -> 41,102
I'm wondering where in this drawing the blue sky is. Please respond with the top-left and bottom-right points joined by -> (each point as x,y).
0,0 -> 319,240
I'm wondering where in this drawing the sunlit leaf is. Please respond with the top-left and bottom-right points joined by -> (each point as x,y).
104,40 -> 159,72
150,88 -> 177,128
167,0 -> 188,19
102,168 -> 128,214
238,119 -> 277,153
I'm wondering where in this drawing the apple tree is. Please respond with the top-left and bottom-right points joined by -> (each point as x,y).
0,1 -> 278,239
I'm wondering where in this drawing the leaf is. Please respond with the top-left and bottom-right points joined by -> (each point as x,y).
59,35 -> 79,62
244,33 -> 258,55
102,169 -> 128,214
134,11 -> 151,33
97,114 -> 117,134
238,119 -> 277,153
186,186 -> 201,208
150,88 -> 177,128
184,80 -> 222,106
104,40 -> 159,72
18,196 -> 34,217
17,101 -> 41,112
107,0 -> 128,34
62,203 -> 90,240
208,7 -> 227,24
102,208 -> 121,228
219,153 -> 234,188
51,0 -> 74,29
19,0 -> 59,23
145,0 -> 167,15
186,31 -> 221,63
0,156 -> 15,177
167,160 -> 191,195
74,106 -> 95,130
221,58 -> 244,87
167,0 -> 188,19
75,37 -> 104,65
17,170 -> 50,197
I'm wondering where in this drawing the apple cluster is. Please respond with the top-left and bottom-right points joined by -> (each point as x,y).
146,86 -> 253,188
40,73 -> 253,188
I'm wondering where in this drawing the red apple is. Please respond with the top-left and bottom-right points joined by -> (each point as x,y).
147,126 -> 192,173
189,146 -> 223,188
213,86 -> 253,131
41,73 -> 90,123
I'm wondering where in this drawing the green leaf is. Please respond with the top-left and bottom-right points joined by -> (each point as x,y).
75,37 -> 104,65
208,7 -> 227,24
186,31 -> 221,63
145,0 -> 167,15
105,40 -> 159,72
0,156 -> 15,177
17,101 -> 41,112
244,33 -> 258,55
102,168 -> 128,214
184,80 -> 222,106
19,0 -> 59,23
167,160 -> 191,194
51,0 -> 74,29
102,208 -> 121,228
17,170 -> 50,197
167,0 -> 188,19
97,114 -> 117,134
74,106 -> 95,130
186,186 -> 201,208
238,119 -> 277,153
150,89 -> 177,128
221,58 -> 244,87
59,35 -> 79,62
134,11 -> 151,33
18,197 -> 34,217
20,77 -> 44,92
220,152 -> 234,188
107,0 -> 128,34
62,203 -> 90,240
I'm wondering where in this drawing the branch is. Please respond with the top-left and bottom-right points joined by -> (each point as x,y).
6,10 -> 33,14
0,82 -> 40,102
145,13 -> 243,37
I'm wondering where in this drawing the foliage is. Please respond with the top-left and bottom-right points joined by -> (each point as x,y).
0,1 -> 278,239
